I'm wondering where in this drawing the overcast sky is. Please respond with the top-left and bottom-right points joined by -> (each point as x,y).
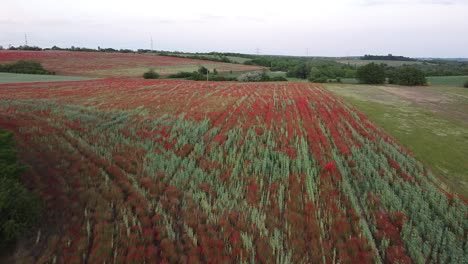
1,0 -> 467,57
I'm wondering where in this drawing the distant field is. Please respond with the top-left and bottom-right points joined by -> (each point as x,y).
0,51 -> 263,78
0,72 -> 94,84
325,83 -> 468,197
173,54 -> 251,64
337,59 -> 425,67
339,76 -> 468,87
427,75 -> 468,86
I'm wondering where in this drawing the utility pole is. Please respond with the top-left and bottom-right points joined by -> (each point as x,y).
25,34 -> 28,46
150,36 -> 153,51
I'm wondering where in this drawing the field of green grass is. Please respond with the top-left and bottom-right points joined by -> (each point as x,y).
337,59 -> 425,67
0,72 -> 94,84
427,75 -> 468,86
325,83 -> 468,198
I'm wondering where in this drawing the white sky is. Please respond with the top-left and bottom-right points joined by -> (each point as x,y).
1,0 -> 467,57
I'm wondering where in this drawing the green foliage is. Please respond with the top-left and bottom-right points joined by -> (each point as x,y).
287,62 -> 310,79
0,130 -> 40,252
167,72 -> 195,79
0,60 -> 54,75
237,71 -> 270,82
356,63 -> 386,84
270,76 -> 288,82
464,80 -> 468,88
142,69 -> 160,79
388,66 -> 427,86
198,66 -> 209,75
167,71 -> 236,81
362,54 -> 416,61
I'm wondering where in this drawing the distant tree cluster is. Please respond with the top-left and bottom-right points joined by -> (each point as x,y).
388,66 -> 427,86
356,63 -> 386,84
0,60 -> 54,75
7,45 -> 42,51
362,54 -> 417,61
356,63 -> 428,86
237,71 -> 286,82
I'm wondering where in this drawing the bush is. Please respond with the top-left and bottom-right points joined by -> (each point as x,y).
209,75 -> 237,82
388,66 -> 427,86
464,80 -> 468,88
237,71 -> 270,82
0,60 -> 54,75
143,69 -> 160,79
167,72 -> 194,79
198,66 -> 209,75
356,63 -> 386,84
0,130 -> 40,251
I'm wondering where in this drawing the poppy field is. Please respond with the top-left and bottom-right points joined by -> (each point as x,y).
0,79 -> 466,263
0,51 -> 263,78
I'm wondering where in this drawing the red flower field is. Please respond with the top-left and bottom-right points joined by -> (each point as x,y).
0,79 -> 466,263
0,51 -> 263,78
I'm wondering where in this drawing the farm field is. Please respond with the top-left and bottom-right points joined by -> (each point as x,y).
0,79 -> 466,263
173,54 -> 251,64
0,72 -> 95,84
0,51 -> 263,78
427,75 -> 468,86
324,83 -> 468,197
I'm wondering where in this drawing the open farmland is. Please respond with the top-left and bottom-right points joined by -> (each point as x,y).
325,83 -> 468,197
0,72 -> 95,84
0,79 -> 466,263
427,75 -> 468,87
0,51 -> 263,78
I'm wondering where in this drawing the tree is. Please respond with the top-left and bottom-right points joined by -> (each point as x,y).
388,66 -> 427,86
143,69 -> 160,79
356,63 -> 386,84
198,66 -> 209,75
288,62 -> 310,79
464,80 -> 468,88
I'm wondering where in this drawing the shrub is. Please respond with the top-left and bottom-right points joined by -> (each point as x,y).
0,60 -> 54,75
388,66 -> 427,86
356,63 -> 386,84
237,71 -> 270,82
167,72 -> 194,79
143,69 -> 160,79
0,130 -> 40,251
464,80 -> 468,88
209,75 -> 237,82
198,66 -> 209,75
